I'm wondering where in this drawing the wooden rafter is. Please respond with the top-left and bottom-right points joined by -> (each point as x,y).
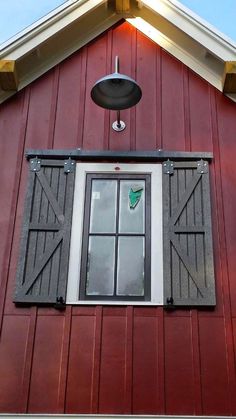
115,0 -> 130,13
223,61 -> 236,93
0,60 -> 18,90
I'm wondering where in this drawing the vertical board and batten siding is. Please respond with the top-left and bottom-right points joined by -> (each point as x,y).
0,20 -> 236,415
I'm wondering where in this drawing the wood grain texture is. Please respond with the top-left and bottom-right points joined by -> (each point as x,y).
164,316 -> 195,414
0,20 -> 236,415
99,313 -> 126,413
28,315 -> 66,413
133,314 -> 159,413
108,23 -> 133,150
198,317 -> 230,415
0,91 -> 28,323
66,312 -> 95,413
0,315 -> 31,412
0,60 -> 18,90
161,50 -> 185,150
135,30 -> 158,150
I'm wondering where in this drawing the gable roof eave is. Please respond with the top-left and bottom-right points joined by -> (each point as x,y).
0,0 -> 236,105
141,0 -> 236,61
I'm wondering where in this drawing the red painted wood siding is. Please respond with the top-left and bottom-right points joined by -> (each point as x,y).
0,21 -> 236,415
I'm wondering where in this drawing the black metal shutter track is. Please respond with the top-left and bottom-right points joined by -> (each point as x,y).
163,160 -> 215,306
14,159 -> 75,305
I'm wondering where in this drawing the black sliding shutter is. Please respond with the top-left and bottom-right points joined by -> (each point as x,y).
14,158 -> 75,305
163,160 -> 215,306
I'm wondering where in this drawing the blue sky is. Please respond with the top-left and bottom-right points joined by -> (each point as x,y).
180,0 -> 236,41
0,0 -> 67,45
0,0 -> 235,45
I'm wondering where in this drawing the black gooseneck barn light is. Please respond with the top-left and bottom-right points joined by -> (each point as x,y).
91,56 -> 142,131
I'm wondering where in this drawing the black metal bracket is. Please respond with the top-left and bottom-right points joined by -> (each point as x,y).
163,160 -> 174,175
64,157 -> 75,173
54,296 -> 66,310
164,296 -> 176,310
166,296 -> 174,305
197,159 -> 208,174
30,157 -> 41,172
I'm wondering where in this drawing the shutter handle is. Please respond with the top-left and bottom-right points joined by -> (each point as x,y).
55,296 -> 66,310
166,297 -> 174,304
165,297 -> 175,310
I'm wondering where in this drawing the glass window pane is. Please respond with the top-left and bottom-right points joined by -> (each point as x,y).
119,180 -> 145,233
90,180 -> 117,233
86,236 -> 115,296
117,237 -> 144,296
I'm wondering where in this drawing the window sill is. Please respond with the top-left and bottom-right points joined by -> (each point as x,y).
66,300 -> 163,306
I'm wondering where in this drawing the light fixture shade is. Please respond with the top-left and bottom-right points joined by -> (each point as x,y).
91,72 -> 142,110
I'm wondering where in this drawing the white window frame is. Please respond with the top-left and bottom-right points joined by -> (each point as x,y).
67,163 -> 163,305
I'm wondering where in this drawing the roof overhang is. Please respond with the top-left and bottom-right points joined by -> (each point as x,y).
0,0 -> 236,104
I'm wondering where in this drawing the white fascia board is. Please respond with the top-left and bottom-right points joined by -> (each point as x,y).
0,5 -> 120,105
140,0 -> 236,61
2,0 -> 236,63
0,0 -> 76,52
0,12 -> 120,105
0,0 -> 236,104
17,15 -> 119,86
0,0 -> 107,61
169,0 -> 236,48
126,17 -> 223,92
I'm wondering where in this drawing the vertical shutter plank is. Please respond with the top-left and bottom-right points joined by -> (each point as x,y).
170,172 -> 201,226
41,167 -> 57,298
170,233 -> 206,297
15,173 -> 35,296
171,167 -> 181,301
24,173 -> 42,293
194,178 -> 205,298
178,168 -> 189,300
34,167 -> 49,297
14,160 -> 75,305
17,231 -> 64,298
202,172 -> 215,296
186,169 -> 197,299
57,171 -> 75,301
172,246 -> 180,301
49,167 -> 65,299
37,169 -> 64,222
163,173 -> 172,303
163,160 -> 215,306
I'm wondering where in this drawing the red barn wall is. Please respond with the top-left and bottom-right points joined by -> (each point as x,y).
0,21 -> 236,415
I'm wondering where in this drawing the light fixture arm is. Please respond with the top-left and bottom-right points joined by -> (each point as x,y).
112,56 -> 125,132
117,110 -> 121,126
113,109 -> 125,132
115,55 -> 119,73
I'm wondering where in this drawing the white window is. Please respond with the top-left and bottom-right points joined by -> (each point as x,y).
67,163 -> 163,305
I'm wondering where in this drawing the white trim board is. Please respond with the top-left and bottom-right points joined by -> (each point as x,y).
0,0 -> 79,52
140,0 -> 236,59
67,163 -> 163,305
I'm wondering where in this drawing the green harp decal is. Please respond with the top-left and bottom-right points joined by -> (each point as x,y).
129,186 -> 143,209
